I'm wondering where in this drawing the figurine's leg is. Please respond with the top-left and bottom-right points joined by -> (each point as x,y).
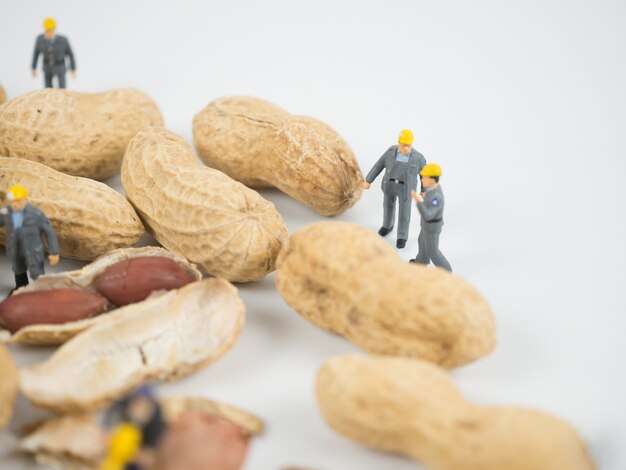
14,272 -> 29,288
425,231 -> 452,272
57,72 -> 66,89
411,229 -> 430,264
382,190 -> 396,231
397,196 -> 411,241
44,71 -> 53,88
28,262 -> 45,281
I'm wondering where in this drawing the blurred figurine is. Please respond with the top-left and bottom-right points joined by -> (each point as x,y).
31,17 -> 76,88
410,163 -> 452,272
362,129 -> 426,248
102,385 -> 166,470
0,186 -> 60,294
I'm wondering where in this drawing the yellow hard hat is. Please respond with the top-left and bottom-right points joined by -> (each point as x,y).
398,129 -> 414,146
43,17 -> 56,31
7,185 -> 28,201
420,163 -> 442,177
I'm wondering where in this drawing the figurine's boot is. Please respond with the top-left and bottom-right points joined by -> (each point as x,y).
378,226 -> 393,236
8,272 -> 29,296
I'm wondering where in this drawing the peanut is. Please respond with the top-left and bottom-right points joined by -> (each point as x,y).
20,278 -> 245,413
122,126 -> 288,282
1,246 -> 201,345
0,343 -> 18,429
317,354 -> 595,470
193,96 -> 363,216
20,396 -> 262,470
275,222 -> 496,368
0,88 -> 163,180
0,289 -> 108,333
0,84 -> 6,104
95,256 -> 195,306
0,158 -> 144,261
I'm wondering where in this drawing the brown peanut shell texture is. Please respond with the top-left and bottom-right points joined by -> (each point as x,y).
317,354 -> 594,470
0,343 -> 18,429
0,158 -> 144,260
0,84 -> 6,104
0,246 -> 201,345
121,126 -> 288,282
275,222 -> 496,368
20,278 -> 244,413
193,96 -> 363,216
20,396 -> 262,470
0,88 -> 163,180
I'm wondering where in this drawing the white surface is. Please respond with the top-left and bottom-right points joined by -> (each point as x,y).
1,0 -> 625,469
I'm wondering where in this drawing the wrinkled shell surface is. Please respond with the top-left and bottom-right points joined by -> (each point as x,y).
20,278 -> 245,413
276,222 -> 496,368
122,126 -> 288,282
193,96 -> 363,216
0,246 -> 201,345
20,396 -> 262,470
317,354 -> 595,470
0,88 -> 163,179
0,84 -> 6,104
0,343 -> 18,429
0,158 -> 144,260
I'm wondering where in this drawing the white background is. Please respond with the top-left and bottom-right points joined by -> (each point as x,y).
1,1 -> 625,469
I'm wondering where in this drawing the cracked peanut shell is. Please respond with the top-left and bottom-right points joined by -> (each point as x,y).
0,246 -> 201,345
317,354 -> 594,470
20,278 -> 244,413
0,158 -> 144,261
275,222 -> 496,368
193,96 -> 363,216
122,126 -> 288,282
0,88 -> 163,179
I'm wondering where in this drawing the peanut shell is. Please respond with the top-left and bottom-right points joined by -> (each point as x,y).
0,88 -> 163,179
0,342 -> 18,429
0,246 -> 201,345
317,354 -> 595,470
122,126 -> 288,282
20,278 -> 245,413
0,158 -> 144,260
275,221 -> 496,368
193,96 -> 363,216
0,84 -> 6,104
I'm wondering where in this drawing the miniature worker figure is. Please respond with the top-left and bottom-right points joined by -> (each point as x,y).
410,163 -> 452,272
31,17 -> 76,88
0,186 -> 60,293
362,130 -> 426,248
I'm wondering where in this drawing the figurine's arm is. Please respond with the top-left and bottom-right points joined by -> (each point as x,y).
417,198 -> 441,222
31,37 -> 41,70
65,38 -> 76,71
365,153 -> 387,184
38,214 -> 60,255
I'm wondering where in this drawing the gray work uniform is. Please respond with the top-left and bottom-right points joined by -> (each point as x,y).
414,185 -> 452,271
366,146 -> 426,240
32,34 -> 76,88
0,204 -> 60,279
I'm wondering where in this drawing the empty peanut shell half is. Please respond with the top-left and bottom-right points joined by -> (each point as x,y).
20,396 -> 262,470
0,343 -> 18,429
20,278 -> 245,413
1,246 -> 201,345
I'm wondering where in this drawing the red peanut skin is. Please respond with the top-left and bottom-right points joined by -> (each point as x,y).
94,257 -> 195,307
0,289 -> 108,333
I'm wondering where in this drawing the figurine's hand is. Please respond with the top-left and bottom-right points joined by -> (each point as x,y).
49,254 -> 60,266
362,181 -> 371,189
70,70 -> 77,78
411,191 -> 421,204
420,192 -> 426,198
31,69 -> 37,78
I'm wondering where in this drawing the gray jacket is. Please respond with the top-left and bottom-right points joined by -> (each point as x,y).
366,146 -> 427,200
0,204 -> 60,272
418,185 -> 445,232
32,34 -> 76,72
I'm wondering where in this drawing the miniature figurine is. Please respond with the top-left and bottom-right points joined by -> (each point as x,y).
31,17 -> 76,88
362,129 -> 426,248
409,163 -> 452,272
102,385 -> 166,470
0,186 -> 60,294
